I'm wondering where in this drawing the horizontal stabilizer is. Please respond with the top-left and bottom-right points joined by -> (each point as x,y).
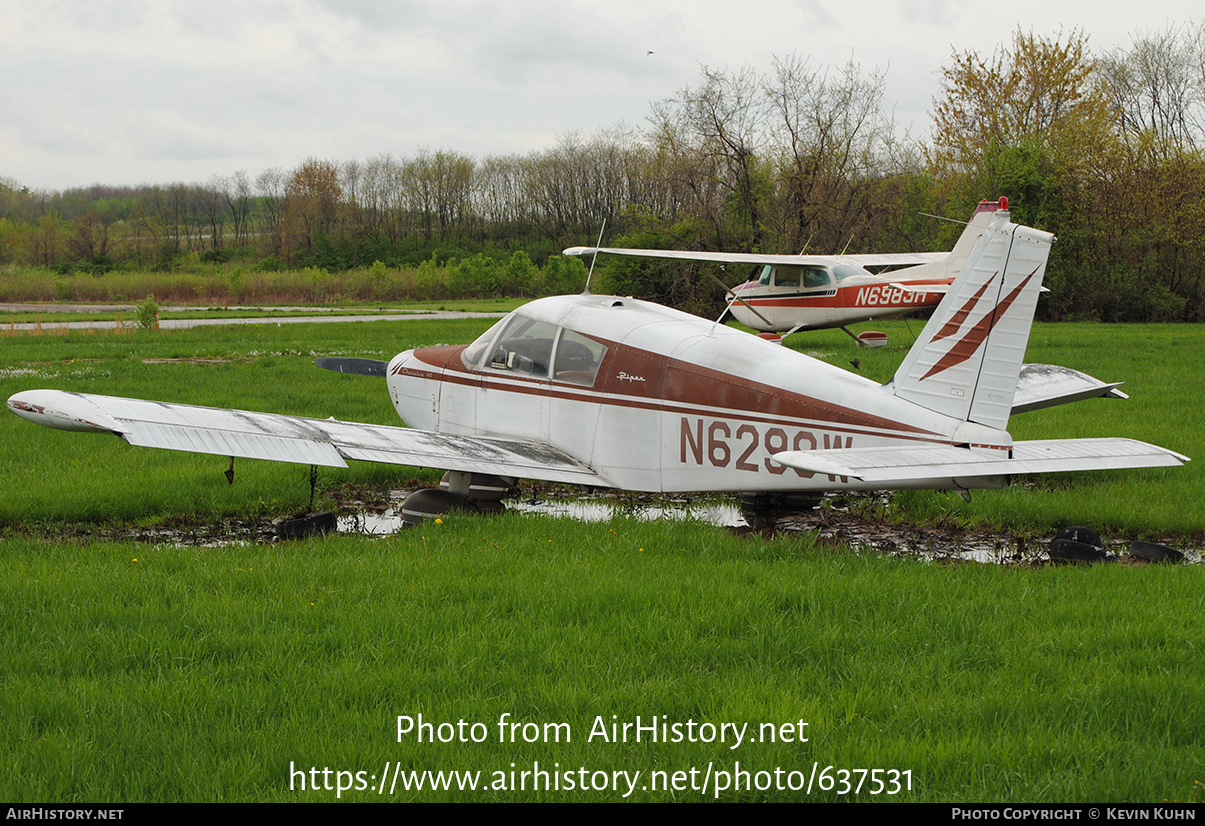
7,390 -> 609,487
1012,364 -> 1127,415
772,438 -> 1188,485
315,357 -> 389,377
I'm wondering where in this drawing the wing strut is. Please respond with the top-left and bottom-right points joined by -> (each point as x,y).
705,270 -> 773,330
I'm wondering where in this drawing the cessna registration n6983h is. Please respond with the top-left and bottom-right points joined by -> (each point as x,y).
6,205 -> 1188,521
566,198 -> 1004,345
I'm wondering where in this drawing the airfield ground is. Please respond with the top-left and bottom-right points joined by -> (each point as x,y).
1,309 -> 1202,802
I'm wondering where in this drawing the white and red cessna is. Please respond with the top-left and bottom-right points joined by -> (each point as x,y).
6,204 -> 1187,520
566,199 -> 1003,346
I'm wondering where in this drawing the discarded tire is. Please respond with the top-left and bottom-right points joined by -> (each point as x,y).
275,511 -> 338,540
1048,538 -> 1108,563
1128,541 -> 1184,564
1052,526 -> 1103,551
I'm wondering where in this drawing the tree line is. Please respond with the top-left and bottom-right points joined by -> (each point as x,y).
2,24 -> 1205,321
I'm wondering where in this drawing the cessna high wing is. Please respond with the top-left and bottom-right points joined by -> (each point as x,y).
565,199 -> 1004,345
6,204 -> 1187,522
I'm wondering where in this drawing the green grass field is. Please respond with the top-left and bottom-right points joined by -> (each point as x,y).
1,316 -> 1202,802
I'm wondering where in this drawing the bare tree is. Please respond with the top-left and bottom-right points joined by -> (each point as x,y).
1100,22 -> 1205,157
649,65 -> 768,250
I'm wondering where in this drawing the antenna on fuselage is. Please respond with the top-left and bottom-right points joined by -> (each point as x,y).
918,211 -> 971,226
583,219 -> 606,295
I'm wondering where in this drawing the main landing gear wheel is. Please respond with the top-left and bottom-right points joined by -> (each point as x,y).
739,493 -> 822,530
401,473 -> 516,527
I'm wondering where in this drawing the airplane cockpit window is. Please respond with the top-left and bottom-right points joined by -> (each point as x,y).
802,268 -> 831,289
758,265 -> 773,285
773,268 -> 801,288
462,314 -> 606,385
553,330 -> 607,386
833,263 -> 870,281
461,316 -> 510,370
485,315 -> 559,378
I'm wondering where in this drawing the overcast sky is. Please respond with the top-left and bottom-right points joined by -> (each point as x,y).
2,0 -> 1200,191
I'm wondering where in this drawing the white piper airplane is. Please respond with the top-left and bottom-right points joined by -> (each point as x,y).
565,199 -> 1004,346
6,204 -> 1187,522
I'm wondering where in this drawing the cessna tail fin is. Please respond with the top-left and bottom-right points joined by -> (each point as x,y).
942,199 -> 1001,275
888,208 -> 1054,431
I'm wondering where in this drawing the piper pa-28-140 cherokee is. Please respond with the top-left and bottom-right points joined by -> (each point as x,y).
565,199 -> 1004,345
6,204 -> 1187,521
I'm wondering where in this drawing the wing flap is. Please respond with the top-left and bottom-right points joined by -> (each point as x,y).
773,438 -> 1188,484
123,421 -> 348,467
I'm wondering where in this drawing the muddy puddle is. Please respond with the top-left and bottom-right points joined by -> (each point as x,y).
112,487 -> 1202,567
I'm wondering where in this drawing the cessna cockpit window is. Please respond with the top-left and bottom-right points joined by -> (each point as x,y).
802,268 -> 831,289
757,265 -> 773,286
833,263 -> 870,281
773,268 -> 801,288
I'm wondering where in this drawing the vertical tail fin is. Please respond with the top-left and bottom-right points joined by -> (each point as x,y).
942,199 -> 1002,275
889,208 -> 1054,431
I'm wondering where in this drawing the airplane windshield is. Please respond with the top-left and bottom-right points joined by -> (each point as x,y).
461,316 -> 509,369
486,315 -> 558,378
461,312 -> 607,386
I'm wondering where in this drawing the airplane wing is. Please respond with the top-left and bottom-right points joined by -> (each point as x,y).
771,439 -> 1188,484
6,389 -> 611,487
563,246 -> 945,268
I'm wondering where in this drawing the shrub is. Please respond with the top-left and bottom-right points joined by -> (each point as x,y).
136,294 -> 159,329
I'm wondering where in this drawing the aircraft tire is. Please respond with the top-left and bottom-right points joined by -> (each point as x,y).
1048,538 -> 1108,563
739,493 -> 821,530
274,511 -> 338,540
1052,526 -> 1103,550
401,489 -> 505,527
1128,541 -> 1184,564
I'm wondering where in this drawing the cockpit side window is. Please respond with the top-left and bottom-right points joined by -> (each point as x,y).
803,267 -> 831,289
773,267 -> 801,288
833,263 -> 868,281
553,330 -> 607,386
758,265 -> 773,286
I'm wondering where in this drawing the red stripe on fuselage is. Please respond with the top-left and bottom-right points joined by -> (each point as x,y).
408,337 -> 941,442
